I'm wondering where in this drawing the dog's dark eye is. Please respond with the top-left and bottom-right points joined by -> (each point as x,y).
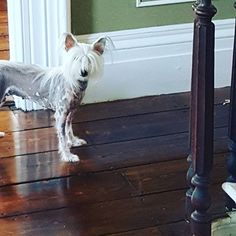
81,70 -> 88,77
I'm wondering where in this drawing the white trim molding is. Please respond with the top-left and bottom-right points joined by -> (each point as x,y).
136,0 -> 193,7
78,19 -> 234,104
7,0 -> 71,111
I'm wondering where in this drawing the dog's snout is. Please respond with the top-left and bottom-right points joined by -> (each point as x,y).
81,70 -> 88,77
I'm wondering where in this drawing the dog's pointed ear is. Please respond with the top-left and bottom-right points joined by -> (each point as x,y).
93,37 -> 107,55
63,33 -> 78,51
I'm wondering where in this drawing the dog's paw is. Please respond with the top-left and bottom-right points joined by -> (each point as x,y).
71,137 -> 87,147
61,152 -> 80,162
0,132 -> 5,138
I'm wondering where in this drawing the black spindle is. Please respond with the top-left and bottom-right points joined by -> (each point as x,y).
226,1 -> 236,211
188,0 -> 216,235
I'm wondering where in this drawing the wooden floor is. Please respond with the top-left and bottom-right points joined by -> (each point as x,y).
0,87 -> 231,236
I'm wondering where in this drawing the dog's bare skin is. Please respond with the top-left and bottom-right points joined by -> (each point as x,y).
0,33 -> 107,162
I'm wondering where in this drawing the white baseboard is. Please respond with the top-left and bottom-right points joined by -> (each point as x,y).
79,19 -> 235,104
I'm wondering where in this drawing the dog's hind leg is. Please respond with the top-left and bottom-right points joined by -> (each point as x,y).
54,110 -> 80,162
65,110 -> 87,147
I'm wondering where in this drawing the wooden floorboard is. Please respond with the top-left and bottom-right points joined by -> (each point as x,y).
0,126 -> 229,185
0,104 -> 228,158
0,88 -> 230,235
0,184 -> 226,236
0,152 -> 227,217
108,221 -> 191,236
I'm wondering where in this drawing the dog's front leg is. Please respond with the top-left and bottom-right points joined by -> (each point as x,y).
65,110 -> 87,147
54,111 -> 80,162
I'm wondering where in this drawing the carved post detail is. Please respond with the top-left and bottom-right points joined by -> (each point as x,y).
186,154 -> 195,221
226,1 -> 236,211
189,0 -> 216,235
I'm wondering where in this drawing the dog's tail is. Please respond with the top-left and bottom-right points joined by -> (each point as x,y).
0,132 -> 5,138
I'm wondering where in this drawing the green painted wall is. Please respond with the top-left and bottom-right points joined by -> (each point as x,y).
71,0 -> 235,35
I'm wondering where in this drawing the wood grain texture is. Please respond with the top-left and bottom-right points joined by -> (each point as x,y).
0,1 -> 9,59
0,103 -> 228,158
0,1 -> 7,11
0,88 -> 229,235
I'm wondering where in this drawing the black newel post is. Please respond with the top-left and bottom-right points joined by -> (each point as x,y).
226,1 -> 236,211
188,0 -> 216,235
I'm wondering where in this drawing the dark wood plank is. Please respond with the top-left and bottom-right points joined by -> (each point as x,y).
73,104 -> 227,146
0,0 -> 9,59
0,104 -> 228,158
0,1 -> 7,11
0,184 -> 225,236
1,109 -> 53,137
0,171 -> 131,217
108,221 -> 191,236
0,89 -> 229,235
0,190 -> 187,235
75,87 -> 229,122
0,151 -> 227,218
0,126 -> 228,185
0,126 -> 57,158
124,152 -> 227,196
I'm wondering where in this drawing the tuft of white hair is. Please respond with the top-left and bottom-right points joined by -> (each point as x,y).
0,132 -> 5,137
62,45 -> 104,90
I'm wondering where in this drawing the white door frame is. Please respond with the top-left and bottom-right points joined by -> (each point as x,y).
7,0 -> 71,110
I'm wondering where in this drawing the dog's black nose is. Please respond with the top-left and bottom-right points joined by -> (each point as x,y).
81,70 -> 88,77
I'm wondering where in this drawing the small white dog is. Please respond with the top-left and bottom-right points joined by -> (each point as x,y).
0,33 -> 108,162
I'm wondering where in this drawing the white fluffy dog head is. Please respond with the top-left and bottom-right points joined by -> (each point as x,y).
60,33 -> 107,87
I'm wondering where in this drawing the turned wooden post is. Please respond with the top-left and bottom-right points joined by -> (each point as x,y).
188,0 -> 216,235
226,1 -> 236,211
185,0 -> 200,221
